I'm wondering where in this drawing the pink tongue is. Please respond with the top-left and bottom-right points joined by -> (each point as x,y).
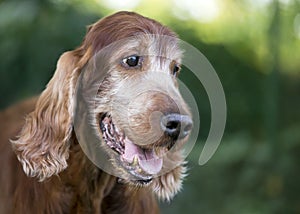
122,138 -> 163,175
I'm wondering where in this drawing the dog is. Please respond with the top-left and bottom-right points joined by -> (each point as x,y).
0,11 -> 192,213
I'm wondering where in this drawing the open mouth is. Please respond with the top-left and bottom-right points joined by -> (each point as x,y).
99,113 -> 169,184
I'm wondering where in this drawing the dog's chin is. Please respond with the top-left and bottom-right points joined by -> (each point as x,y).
98,112 -> 183,189
151,163 -> 187,201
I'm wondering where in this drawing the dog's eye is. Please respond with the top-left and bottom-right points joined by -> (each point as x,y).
122,55 -> 140,67
172,64 -> 181,77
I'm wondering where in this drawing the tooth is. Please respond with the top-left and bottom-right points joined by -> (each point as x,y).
136,167 -> 142,173
155,147 -> 160,155
117,178 -> 124,184
132,156 -> 139,166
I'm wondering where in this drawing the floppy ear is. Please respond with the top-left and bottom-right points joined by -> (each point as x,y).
11,51 -> 81,181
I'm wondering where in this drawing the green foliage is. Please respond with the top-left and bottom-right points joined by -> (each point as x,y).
162,126 -> 300,213
0,0 -> 299,213
0,0 -> 99,107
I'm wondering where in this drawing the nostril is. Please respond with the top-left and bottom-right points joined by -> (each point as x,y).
161,114 -> 193,140
161,115 -> 181,140
165,121 -> 180,131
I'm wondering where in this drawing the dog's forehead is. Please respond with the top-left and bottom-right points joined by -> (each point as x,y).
116,34 -> 182,61
146,35 -> 182,61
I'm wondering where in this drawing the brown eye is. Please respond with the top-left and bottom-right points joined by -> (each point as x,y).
122,55 -> 140,67
172,64 -> 181,77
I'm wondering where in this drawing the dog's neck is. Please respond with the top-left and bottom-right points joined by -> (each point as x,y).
60,136 -> 158,213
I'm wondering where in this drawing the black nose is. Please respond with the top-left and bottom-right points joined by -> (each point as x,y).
161,114 -> 193,140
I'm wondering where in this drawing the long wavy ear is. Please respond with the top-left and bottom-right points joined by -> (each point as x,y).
11,51 -> 82,181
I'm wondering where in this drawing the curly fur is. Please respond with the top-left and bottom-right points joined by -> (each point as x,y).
0,11 -> 191,213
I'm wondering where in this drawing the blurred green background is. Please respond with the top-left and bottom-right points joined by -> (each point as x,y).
1,0 -> 300,213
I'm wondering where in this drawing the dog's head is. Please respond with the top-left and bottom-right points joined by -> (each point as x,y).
12,11 -> 192,201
